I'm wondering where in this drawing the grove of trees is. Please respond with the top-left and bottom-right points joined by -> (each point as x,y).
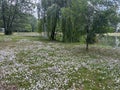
37,0 -> 120,50
0,0 -> 120,50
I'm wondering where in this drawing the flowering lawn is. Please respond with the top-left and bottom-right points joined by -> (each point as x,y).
0,33 -> 120,90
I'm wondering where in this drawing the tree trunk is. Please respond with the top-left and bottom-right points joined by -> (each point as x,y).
86,25 -> 89,51
4,28 -> 12,35
50,29 -> 55,40
50,16 -> 57,41
50,21 -> 56,40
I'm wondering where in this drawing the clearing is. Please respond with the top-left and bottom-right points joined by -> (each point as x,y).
0,33 -> 120,90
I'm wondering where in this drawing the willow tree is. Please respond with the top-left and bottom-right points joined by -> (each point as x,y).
61,0 -> 120,49
37,0 -> 52,38
47,4 -> 59,40
37,0 -> 71,40
61,0 -> 86,42
61,8 -> 73,42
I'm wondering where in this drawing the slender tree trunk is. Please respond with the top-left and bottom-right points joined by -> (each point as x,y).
50,22 -> 57,40
86,25 -> 89,51
50,29 -> 56,40
50,16 -> 57,41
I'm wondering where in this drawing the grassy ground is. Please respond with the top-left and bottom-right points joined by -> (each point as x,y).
0,33 -> 120,90
107,33 -> 120,36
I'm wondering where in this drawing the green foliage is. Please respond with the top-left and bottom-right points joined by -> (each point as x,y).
46,4 -> 59,40
61,0 -> 87,42
0,0 -> 35,35
29,15 -> 37,32
13,14 -> 37,32
24,24 -> 32,32
37,0 -> 120,49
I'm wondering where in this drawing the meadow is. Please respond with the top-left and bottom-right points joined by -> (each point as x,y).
0,33 -> 120,90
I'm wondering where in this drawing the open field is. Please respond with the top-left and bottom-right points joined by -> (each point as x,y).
0,33 -> 120,90
105,33 -> 120,36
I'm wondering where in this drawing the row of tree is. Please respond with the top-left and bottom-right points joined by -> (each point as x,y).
0,0 -> 37,35
0,0 -> 120,50
37,0 -> 120,50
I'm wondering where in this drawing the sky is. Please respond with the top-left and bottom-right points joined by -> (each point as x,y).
32,0 -> 39,18
33,7 -> 38,18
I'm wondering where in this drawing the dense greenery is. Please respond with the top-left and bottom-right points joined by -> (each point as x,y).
13,14 -> 37,32
0,0 -> 37,35
37,0 -> 120,50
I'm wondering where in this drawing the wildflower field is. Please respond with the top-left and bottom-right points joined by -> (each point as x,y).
0,33 -> 120,90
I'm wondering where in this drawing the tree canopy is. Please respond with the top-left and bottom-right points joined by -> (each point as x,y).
37,0 -> 120,50
0,0 -> 36,35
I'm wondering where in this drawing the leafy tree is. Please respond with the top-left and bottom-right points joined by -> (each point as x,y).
46,4 -> 59,40
0,0 -> 35,35
27,14 -> 37,32
37,0 -> 70,40
12,13 -> 37,32
61,0 -> 87,42
85,0 -> 120,50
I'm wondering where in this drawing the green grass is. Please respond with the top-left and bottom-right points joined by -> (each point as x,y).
0,33 -> 120,90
